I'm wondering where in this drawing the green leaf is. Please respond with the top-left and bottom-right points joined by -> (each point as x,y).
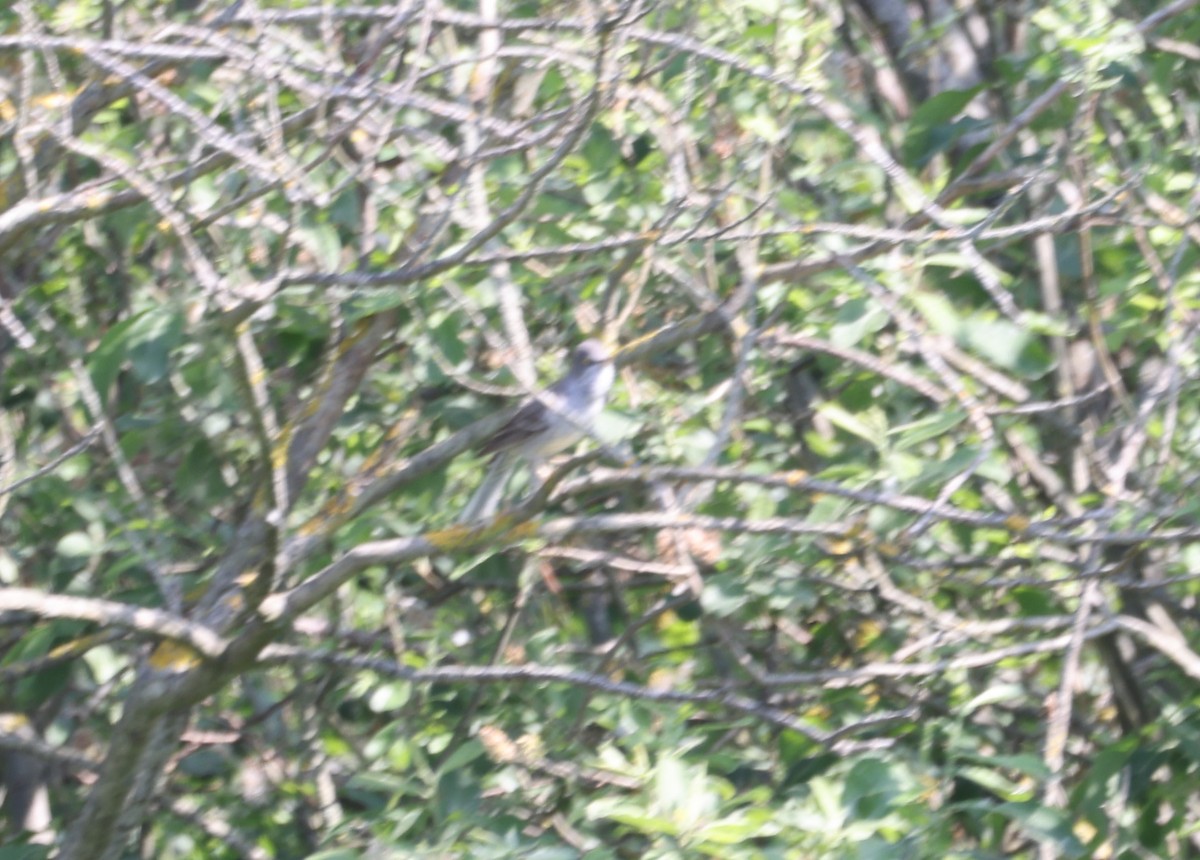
4,624 -> 82,710
908,87 -> 980,129
830,298 -> 889,347
368,682 -> 412,712
297,222 -> 343,270
902,86 -> 984,168
437,738 -> 484,774
1012,585 -> 1059,615
889,410 -> 967,450
126,306 -> 183,384
587,796 -> 678,836
820,403 -> 888,449
582,124 -> 621,173
843,758 -> 910,819
955,766 -> 1034,802
87,315 -> 139,401
961,751 -> 1053,781
910,291 -> 962,337
87,307 -> 184,395
56,531 -> 96,558
344,290 -> 410,323
52,0 -> 100,31
960,317 -> 1052,377
958,683 -> 1027,715
697,816 -> 761,844
435,766 -> 481,822
994,801 -> 1087,857
82,644 -> 124,685
701,574 -> 748,617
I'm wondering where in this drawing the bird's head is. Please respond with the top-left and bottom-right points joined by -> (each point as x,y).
569,339 -> 616,398
570,339 -> 612,370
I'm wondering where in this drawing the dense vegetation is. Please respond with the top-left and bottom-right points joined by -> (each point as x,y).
3,0 -> 1200,857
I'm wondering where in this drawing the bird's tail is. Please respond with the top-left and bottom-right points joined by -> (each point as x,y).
458,451 -> 517,523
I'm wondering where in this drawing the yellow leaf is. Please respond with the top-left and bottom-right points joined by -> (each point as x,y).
824,538 -> 855,556
148,641 -> 201,672
1005,514 -> 1031,533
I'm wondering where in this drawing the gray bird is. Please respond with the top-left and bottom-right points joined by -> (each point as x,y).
459,339 -> 615,522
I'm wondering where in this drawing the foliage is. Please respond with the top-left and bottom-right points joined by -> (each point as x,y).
2,0 -> 1200,857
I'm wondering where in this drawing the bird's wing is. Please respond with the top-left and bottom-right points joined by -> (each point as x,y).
477,397 -> 552,456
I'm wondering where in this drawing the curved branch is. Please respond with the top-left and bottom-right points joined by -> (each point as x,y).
0,588 -> 227,660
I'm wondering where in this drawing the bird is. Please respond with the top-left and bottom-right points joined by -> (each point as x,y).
459,339 -> 615,523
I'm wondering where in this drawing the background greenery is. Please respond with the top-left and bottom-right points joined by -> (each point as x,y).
2,0 -> 1200,857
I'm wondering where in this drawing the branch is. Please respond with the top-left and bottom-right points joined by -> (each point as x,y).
257,645 -> 911,751
0,588 -> 227,660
